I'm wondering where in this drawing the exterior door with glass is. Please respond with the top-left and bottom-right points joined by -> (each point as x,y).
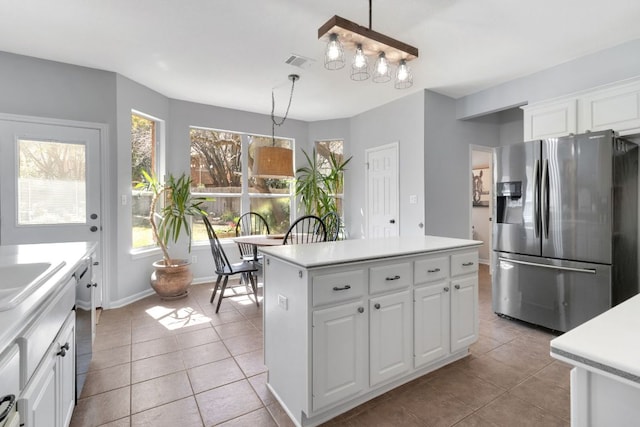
0,119 -> 102,302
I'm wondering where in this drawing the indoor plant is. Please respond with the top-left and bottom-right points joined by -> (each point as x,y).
138,170 -> 206,298
295,148 -> 352,218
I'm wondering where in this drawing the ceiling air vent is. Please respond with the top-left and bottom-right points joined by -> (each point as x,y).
285,54 -> 315,69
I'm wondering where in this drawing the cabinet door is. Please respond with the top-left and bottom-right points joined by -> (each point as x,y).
58,314 -> 76,427
20,347 -> 58,427
522,100 -> 577,140
414,283 -> 450,368
579,80 -> 640,134
451,276 -> 479,352
369,291 -> 411,386
312,300 -> 367,411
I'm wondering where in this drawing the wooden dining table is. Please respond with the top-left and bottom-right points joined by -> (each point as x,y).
231,234 -> 286,261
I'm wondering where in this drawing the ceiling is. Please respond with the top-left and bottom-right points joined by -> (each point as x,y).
1,0 -> 640,122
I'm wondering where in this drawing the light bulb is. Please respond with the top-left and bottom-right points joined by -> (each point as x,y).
397,63 -> 409,81
354,45 -> 366,69
373,52 -> 390,83
324,33 -> 345,70
377,58 -> 388,74
327,41 -> 341,60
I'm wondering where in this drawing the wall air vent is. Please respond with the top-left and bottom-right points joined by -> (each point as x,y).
285,54 -> 315,69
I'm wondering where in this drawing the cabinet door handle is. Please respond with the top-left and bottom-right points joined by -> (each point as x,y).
57,342 -> 70,357
427,268 -> 441,273
454,284 -> 461,290
443,287 -> 449,292
385,275 -> 400,281
374,303 -> 381,309
357,307 -> 364,314
332,285 -> 351,291
462,262 -> 474,267
86,283 -> 92,288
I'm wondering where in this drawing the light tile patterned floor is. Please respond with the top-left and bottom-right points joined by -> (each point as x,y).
70,265 -> 570,426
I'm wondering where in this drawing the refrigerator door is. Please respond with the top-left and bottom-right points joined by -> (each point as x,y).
492,252 -> 611,332
542,131 -> 613,263
493,141 -> 541,256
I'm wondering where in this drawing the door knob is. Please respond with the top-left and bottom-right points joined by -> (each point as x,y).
389,219 -> 395,224
374,303 -> 381,309
90,226 -> 98,232
90,213 -> 98,220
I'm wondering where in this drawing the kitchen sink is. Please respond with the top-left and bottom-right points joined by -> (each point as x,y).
0,261 -> 66,310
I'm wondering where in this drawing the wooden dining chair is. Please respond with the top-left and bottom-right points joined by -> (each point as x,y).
203,215 -> 260,313
283,215 -> 327,245
321,211 -> 341,241
235,212 -> 270,261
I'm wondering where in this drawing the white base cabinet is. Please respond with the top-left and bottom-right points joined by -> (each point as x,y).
263,242 -> 480,427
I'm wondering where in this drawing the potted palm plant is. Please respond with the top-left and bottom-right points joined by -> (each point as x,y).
295,148 -> 351,217
138,171 -> 206,298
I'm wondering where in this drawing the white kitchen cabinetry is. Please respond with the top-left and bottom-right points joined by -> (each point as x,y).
523,99 -> 577,141
522,77 -> 640,141
312,300 -> 367,411
450,276 -> 478,352
262,237 -> 481,427
20,311 -> 75,427
369,290 -> 411,386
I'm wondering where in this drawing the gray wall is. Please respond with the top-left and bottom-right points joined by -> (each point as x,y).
457,38 -> 640,119
348,91 -> 426,238
424,91 -> 501,239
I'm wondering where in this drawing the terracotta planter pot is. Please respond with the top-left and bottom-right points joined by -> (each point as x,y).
150,259 -> 192,299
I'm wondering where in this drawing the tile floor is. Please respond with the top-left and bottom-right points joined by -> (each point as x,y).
70,265 -> 571,427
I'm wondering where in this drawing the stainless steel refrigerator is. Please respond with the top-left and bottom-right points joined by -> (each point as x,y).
492,130 -> 638,332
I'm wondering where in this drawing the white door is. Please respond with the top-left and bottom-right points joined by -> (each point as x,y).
414,282 -> 450,367
0,119 -> 103,303
366,143 -> 399,238
312,300 -> 367,411
369,290 -> 411,386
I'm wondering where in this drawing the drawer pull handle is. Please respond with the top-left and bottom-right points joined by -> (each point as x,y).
427,268 -> 441,273
57,342 -> 70,357
454,284 -> 461,290
462,262 -> 474,267
374,303 -> 381,309
333,285 -> 351,291
443,287 -> 449,292
385,275 -> 401,281
357,307 -> 364,314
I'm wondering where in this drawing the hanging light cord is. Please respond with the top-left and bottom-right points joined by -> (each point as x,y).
271,74 -> 299,145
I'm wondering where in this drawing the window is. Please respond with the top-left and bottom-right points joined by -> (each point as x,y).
131,112 -> 162,250
189,127 -> 293,241
315,139 -> 345,216
18,139 -> 86,225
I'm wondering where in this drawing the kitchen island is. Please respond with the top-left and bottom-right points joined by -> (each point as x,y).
550,293 -> 640,426
260,236 -> 481,427
0,242 -> 96,427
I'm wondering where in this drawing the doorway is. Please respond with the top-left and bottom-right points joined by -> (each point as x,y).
470,145 -> 493,267
0,114 -> 107,306
365,142 -> 399,238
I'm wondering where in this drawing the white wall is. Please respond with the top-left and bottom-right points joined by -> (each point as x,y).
348,91 -> 425,238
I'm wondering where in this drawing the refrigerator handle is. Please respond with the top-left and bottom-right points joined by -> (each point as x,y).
541,159 -> 550,239
498,257 -> 597,274
533,159 -> 540,238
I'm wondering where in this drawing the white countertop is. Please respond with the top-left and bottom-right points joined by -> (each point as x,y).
0,241 -> 96,351
259,236 -> 482,268
550,293 -> 640,384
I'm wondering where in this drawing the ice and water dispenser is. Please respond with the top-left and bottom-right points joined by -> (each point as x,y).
495,181 -> 522,224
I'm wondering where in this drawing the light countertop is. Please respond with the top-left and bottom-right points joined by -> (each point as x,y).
259,236 -> 482,268
550,293 -> 640,385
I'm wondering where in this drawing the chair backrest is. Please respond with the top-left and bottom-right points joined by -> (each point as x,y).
203,215 -> 232,274
235,212 -> 270,258
283,215 -> 327,245
321,211 -> 341,241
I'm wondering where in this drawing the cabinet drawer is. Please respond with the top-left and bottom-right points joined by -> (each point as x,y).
451,252 -> 478,277
414,257 -> 449,284
313,270 -> 365,306
17,276 -> 76,387
369,263 -> 411,294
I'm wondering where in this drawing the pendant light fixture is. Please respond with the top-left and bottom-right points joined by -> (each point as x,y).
252,74 -> 299,179
318,0 -> 418,89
